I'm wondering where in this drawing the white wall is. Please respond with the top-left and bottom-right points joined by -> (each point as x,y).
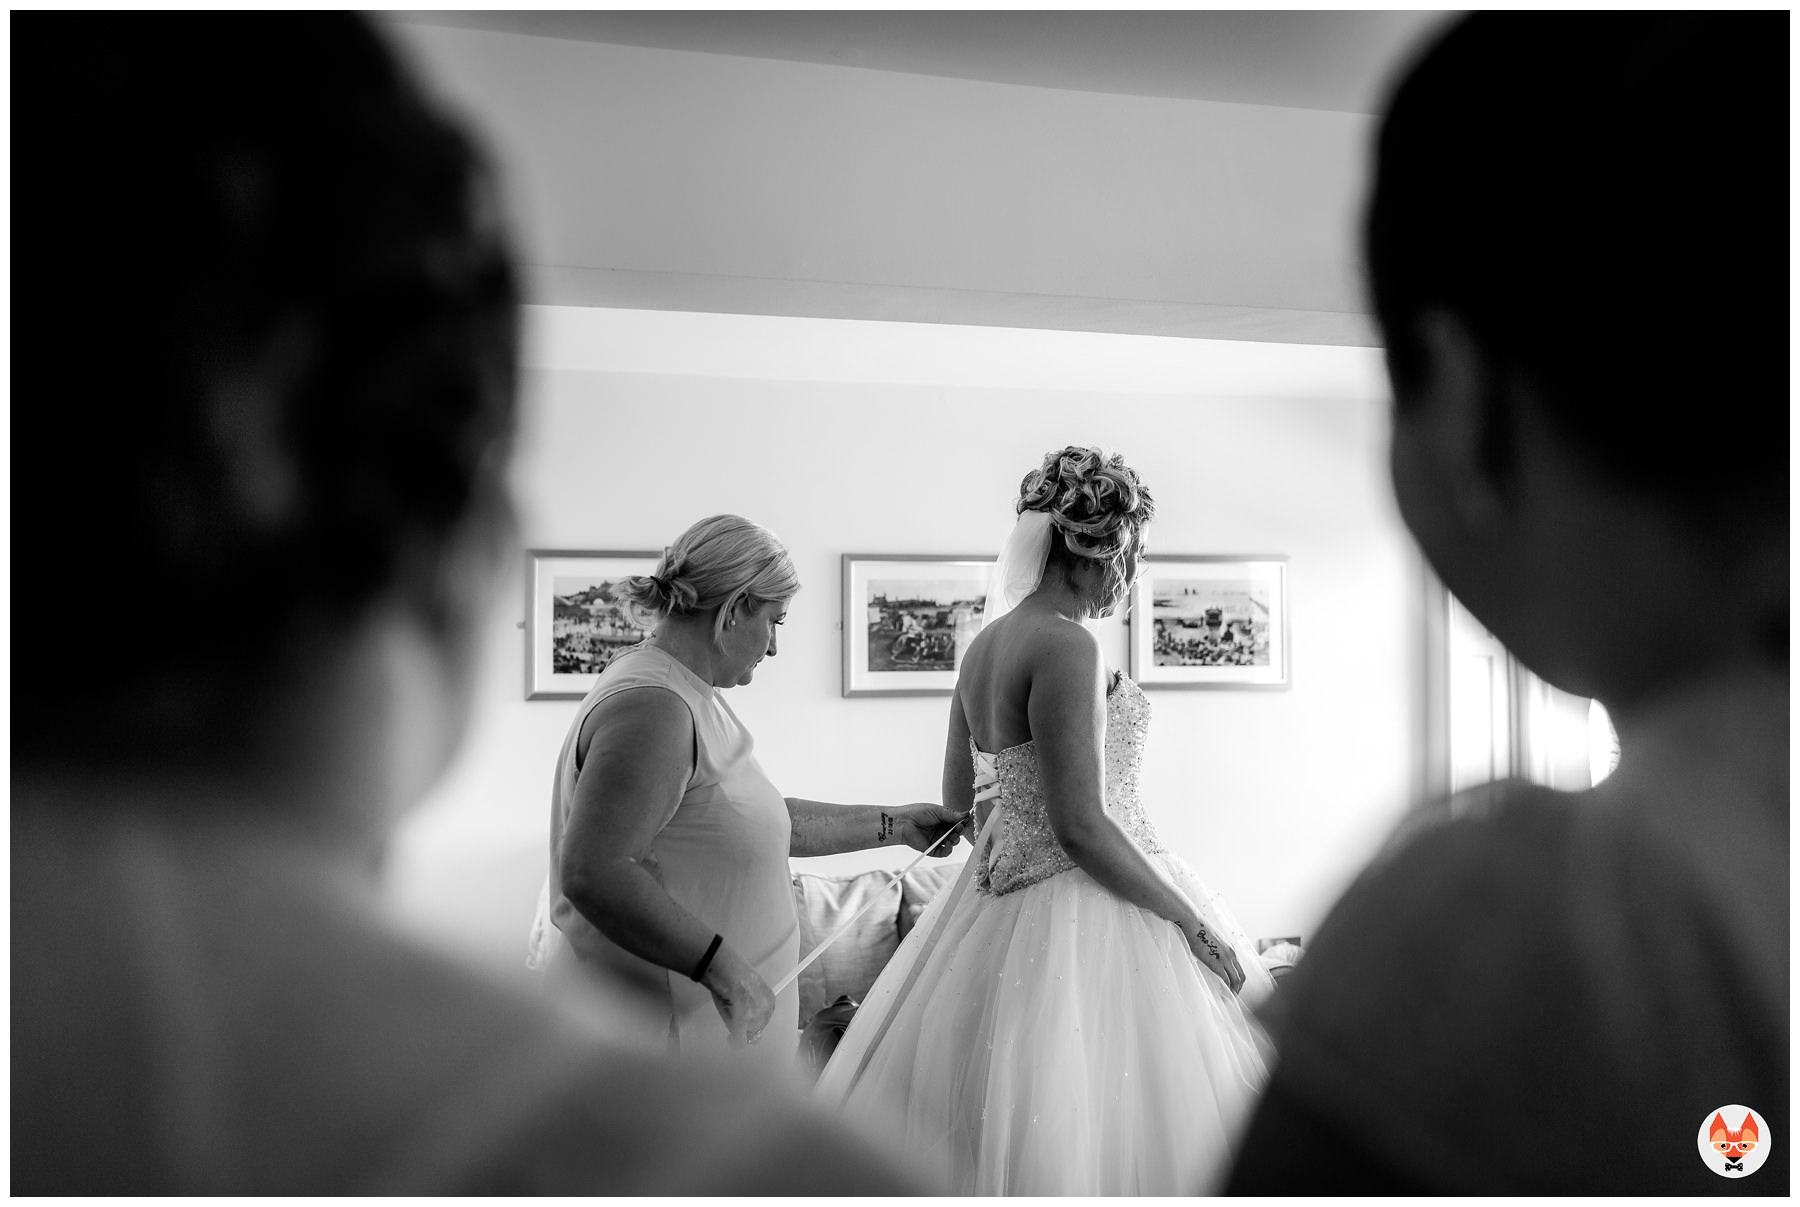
382,307 -> 1421,982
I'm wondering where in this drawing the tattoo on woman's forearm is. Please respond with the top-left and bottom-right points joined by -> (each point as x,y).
878,811 -> 896,842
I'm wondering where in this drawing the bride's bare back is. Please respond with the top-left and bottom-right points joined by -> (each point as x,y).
943,593 -> 1113,850
956,600 -> 1106,756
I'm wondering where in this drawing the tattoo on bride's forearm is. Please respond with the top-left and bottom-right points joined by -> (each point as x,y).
878,811 -> 896,842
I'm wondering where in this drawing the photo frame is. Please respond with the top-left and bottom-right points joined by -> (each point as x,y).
1128,556 -> 1290,689
843,554 -> 995,697
526,549 -> 660,700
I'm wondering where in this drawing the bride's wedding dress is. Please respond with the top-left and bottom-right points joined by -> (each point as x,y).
815,671 -> 1274,1195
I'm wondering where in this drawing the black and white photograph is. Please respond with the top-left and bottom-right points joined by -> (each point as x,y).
867,579 -> 983,672
1129,557 -> 1289,688
526,550 -> 658,699
843,555 -> 993,696
15,9 -> 1781,1200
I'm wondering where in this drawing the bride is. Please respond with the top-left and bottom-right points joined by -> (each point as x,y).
816,446 -> 1274,1195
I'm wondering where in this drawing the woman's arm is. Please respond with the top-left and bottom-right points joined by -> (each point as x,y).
558,687 -> 773,1044
943,689 -> 978,828
786,797 -> 966,859
1030,627 -> 1246,992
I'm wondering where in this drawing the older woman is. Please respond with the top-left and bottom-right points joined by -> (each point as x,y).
532,514 -> 964,1063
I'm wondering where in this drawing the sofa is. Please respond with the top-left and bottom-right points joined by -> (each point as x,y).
791,862 -> 1301,1027
791,861 -> 967,1026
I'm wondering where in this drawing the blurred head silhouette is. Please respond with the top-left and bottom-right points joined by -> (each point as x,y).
1367,13 -> 1787,711
14,14 -> 518,818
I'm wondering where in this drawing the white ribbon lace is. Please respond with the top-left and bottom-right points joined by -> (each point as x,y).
972,750 -> 1001,804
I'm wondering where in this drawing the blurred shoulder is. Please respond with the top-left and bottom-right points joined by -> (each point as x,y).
1302,780 -> 1590,960
466,1044 -> 926,1194
1366,779 -> 1575,874
1261,778 -> 1685,1080
290,913 -> 923,1193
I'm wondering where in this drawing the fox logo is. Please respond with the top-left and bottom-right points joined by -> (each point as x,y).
1699,1107 -> 1769,1178
1710,1112 -> 1759,1168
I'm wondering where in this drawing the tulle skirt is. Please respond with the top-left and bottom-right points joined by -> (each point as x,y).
816,851 -> 1274,1195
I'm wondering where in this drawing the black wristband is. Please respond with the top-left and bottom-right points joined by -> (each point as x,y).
690,933 -> 724,983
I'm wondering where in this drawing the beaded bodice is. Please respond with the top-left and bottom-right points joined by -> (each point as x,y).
972,674 -> 1164,896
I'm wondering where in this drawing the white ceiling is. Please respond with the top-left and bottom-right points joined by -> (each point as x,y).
383,10 -> 1453,115
523,306 -> 1390,398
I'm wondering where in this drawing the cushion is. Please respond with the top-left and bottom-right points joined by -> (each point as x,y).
897,860 -> 967,940
1256,939 -> 1305,983
791,871 -> 904,1022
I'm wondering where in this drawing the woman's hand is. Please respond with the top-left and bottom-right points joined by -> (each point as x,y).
702,945 -> 778,1048
891,803 -> 969,857
1182,919 -> 1247,995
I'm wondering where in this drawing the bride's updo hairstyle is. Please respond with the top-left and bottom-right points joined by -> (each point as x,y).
622,514 -> 801,644
1019,446 -> 1155,609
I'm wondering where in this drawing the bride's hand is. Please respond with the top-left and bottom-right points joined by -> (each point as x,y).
1183,920 -> 1247,995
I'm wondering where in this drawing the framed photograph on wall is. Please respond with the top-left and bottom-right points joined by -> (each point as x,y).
1128,556 -> 1290,689
526,549 -> 660,699
843,554 -> 994,697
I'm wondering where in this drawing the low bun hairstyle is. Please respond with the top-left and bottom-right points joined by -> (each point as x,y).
1019,446 -> 1155,608
622,515 -> 800,644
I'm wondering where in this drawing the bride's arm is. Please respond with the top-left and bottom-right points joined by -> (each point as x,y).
942,689 -> 979,828
1031,627 -> 1232,971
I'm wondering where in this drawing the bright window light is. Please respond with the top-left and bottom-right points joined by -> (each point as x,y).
1588,699 -> 1620,787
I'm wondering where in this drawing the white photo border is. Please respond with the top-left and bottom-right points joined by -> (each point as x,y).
1127,555 -> 1291,690
526,549 -> 660,700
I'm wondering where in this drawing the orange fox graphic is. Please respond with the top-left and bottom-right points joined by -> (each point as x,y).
1709,1111 -> 1760,1170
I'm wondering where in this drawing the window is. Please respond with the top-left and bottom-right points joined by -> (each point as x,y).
1445,591 -> 1618,793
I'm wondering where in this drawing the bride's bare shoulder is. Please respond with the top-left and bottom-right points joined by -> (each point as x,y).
978,609 -> 1102,675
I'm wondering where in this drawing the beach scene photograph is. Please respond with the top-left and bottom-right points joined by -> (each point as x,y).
1150,578 -> 1272,668
866,579 -> 986,672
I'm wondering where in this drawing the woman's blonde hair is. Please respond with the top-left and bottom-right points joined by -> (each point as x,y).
1019,446 -> 1155,609
621,514 -> 800,643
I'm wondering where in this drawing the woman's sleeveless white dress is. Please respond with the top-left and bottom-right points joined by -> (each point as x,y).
527,644 -> 801,1074
815,674 -> 1274,1194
